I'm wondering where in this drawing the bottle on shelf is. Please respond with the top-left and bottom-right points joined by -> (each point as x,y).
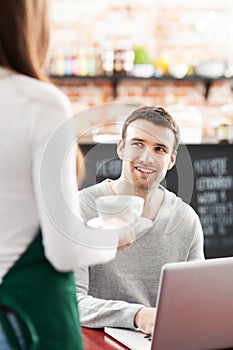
216,123 -> 230,144
220,104 -> 233,143
52,48 -> 65,76
114,37 -> 134,75
71,51 -> 79,76
94,47 -> 104,76
87,47 -> 96,76
78,47 -> 89,76
123,48 -> 135,75
64,49 -> 73,76
101,48 -> 114,76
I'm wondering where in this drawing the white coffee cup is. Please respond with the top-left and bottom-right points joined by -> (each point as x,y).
95,195 -> 144,225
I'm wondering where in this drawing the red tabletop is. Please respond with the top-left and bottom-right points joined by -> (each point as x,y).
82,327 -> 129,350
81,327 -> 233,350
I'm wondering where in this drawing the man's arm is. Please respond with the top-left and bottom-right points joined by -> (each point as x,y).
75,267 -> 144,330
75,187 -> 156,333
188,213 -> 205,261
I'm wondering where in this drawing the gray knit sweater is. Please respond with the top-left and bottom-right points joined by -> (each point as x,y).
75,179 -> 204,330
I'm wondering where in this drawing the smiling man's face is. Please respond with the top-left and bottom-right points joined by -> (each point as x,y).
118,119 -> 176,192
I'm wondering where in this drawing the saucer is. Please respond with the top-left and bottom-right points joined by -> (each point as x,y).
87,217 -> 104,229
87,217 -> 153,237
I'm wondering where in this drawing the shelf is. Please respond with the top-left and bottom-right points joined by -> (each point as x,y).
50,74 -> 232,100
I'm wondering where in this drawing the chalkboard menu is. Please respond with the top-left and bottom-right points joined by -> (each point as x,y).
79,143 -> 121,188
186,145 -> 233,258
79,143 -> 233,259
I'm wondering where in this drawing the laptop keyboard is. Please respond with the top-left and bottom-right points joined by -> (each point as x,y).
144,335 -> 152,342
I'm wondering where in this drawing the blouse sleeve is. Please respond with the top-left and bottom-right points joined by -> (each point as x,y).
30,85 -> 118,271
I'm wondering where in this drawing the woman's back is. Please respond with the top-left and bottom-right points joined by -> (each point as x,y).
0,2 -> 134,348
0,67 -> 71,282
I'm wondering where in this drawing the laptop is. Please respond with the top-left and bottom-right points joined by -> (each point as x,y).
105,257 -> 233,350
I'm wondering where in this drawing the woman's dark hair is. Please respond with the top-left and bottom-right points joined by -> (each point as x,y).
0,0 -> 49,80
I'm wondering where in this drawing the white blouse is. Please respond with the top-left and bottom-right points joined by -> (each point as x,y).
0,67 -> 118,283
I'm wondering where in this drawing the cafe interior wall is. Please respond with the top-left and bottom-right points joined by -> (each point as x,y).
50,0 -> 233,142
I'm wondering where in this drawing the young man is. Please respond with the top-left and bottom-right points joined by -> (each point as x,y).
75,106 -> 204,335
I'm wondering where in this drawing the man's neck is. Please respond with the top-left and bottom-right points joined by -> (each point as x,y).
108,178 -> 164,221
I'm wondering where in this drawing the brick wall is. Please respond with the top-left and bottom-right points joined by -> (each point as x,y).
50,0 -> 233,141
50,0 -> 232,63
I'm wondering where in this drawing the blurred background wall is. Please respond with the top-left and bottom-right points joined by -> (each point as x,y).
48,0 -> 233,142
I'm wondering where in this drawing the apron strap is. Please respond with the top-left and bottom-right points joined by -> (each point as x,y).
0,304 -> 38,350
0,306 -> 23,350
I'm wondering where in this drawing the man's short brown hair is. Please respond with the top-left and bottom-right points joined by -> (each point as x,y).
121,106 -> 180,152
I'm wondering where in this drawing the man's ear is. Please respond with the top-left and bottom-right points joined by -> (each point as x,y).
117,139 -> 124,160
167,151 -> 177,170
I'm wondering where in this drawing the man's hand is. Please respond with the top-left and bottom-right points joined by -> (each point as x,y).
134,307 -> 156,335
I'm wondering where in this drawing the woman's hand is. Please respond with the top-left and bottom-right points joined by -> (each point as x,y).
101,218 -> 136,251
